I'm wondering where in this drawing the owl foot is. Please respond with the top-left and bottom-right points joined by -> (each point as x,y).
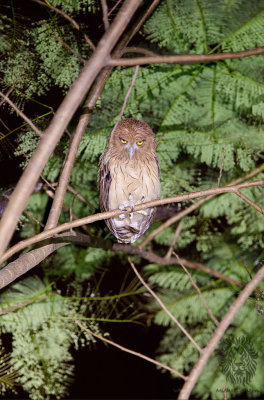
118,195 -> 148,219
118,199 -> 135,219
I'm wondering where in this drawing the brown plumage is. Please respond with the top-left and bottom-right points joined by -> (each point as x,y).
98,118 -> 161,243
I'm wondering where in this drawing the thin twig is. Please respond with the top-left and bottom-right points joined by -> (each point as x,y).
45,190 -> 90,234
178,262 -> 264,399
125,0 -> 160,44
0,117 -> 10,131
217,149 -> 225,187
101,0 -> 110,30
0,68 -> 25,107
69,192 -> 78,234
0,294 -> 55,315
111,65 -> 140,134
3,193 -> 45,228
0,92 -> 42,136
108,0 -> 123,17
235,189 -> 264,215
52,32 -> 86,63
72,317 -> 187,380
23,210 -> 45,228
1,180 -> 263,264
49,183 -> 95,210
121,46 -> 158,57
173,252 -> 219,326
241,258 -> 253,280
164,221 -> 182,260
140,198 -> 208,249
67,185 -> 95,210
128,257 -> 202,353
32,0 -> 95,50
43,113 -> 90,230
224,385 -> 227,400
108,46 -> 264,66
241,258 -> 264,316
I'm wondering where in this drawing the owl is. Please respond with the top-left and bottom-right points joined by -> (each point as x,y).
98,118 -> 161,243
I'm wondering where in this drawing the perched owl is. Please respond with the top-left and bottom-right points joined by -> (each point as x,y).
98,118 -> 161,243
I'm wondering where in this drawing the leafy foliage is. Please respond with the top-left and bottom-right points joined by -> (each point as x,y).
0,277 -> 89,399
1,0 -> 264,399
145,256 -> 264,399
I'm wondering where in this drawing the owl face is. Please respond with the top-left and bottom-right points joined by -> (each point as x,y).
109,119 -> 156,160
119,133 -> 146,159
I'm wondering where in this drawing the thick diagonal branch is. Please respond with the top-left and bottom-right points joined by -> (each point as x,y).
44,1 -> 160,230
178,262 -> 264,399
0,0 -> 143,258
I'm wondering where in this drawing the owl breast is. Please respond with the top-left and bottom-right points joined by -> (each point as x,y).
107,158 -> 160,243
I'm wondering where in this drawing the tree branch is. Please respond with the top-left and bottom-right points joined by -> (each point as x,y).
0,91 -> 42,136
52,31 -> 86,63
128,257 -> 202,352
32,0 -> 95,50
0,67 -> 25,107
108,46 -> 264,66
111,64 -> 139,134
0,0 -> 143,259
140,165 -> 264,248
173,252 -> 219,326
1,180 -> 263,264
121,46 -> 158,57
0,233 -> 243,291
113,244 -> 243,288
101,0 -> 110,31
164,221 -> 182,260
108,0 -> 123,18
235,189 -> 264,215
0,294 -> 55,315
73,317 -> 187,380
178,262 -> 264,399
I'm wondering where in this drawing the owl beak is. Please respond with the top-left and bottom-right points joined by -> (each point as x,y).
127,146 -> 135,159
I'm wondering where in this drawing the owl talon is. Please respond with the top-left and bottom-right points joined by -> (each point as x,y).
119,200 -> 135,213
137,209 -> 148,216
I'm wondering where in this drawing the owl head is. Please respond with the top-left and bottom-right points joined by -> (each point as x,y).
108,118 -> 157,160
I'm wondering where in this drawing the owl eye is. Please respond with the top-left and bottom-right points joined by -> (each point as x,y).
120,138 -> 127,144
137,141 -> 143,146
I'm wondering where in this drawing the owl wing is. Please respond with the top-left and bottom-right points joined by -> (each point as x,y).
98,153 -> 118,237
97,152 -> 111,213
155,154 -> 160,179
